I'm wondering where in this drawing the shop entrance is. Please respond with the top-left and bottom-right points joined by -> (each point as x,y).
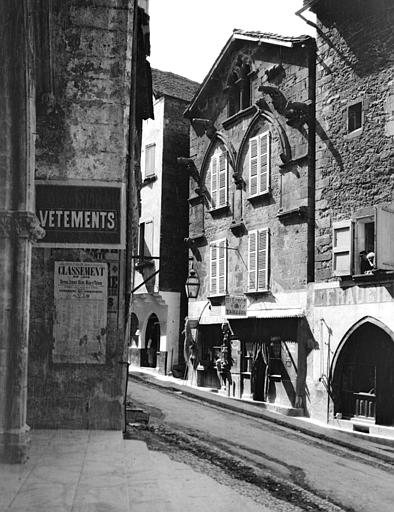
332,320 -> 394,426
142,314 -> 160,368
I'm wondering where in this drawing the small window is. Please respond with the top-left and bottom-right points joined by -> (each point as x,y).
332,205 -> 394,276
145,143 -> 156,177
347,102 -> 362,133
209,148 -> 228,210
210,239 -> 227,296
248,228 -> 269,291
249,132 -> 271,197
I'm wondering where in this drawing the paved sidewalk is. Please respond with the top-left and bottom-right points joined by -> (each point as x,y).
128,367 -> 394,460
0,429 -> 267,512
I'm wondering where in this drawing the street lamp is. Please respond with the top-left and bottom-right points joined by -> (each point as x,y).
185,268 -> 200,299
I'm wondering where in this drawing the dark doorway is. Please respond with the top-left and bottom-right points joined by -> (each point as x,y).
332,322 -> 394,426
141,314 -> 160,368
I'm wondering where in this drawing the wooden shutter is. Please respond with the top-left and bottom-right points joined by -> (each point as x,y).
259,132 -> 270,194
210,155 -> 218,209
332,220 -> 353,276
218,152 -> 227,207
249,137 -> 258,196
210,242 -> 218,294
257,228 -> 269,290
218,239 -> 227,295
248,231 -> 257,291
376,205 -> 394,270
145,144 -> 155,177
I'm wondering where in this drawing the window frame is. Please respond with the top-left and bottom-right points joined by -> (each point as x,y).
248,131 -> 271,199
247,228 -> 269,292
209,148 -> 228,211
144,143 -> 156,178
345,98 -> 364,139
332,204 -> 394,277
209,238 -> 227,297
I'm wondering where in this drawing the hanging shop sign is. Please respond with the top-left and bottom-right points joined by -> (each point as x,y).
53,261 -> 108,364
35,181 -> 125,248
225,296 -> 247,316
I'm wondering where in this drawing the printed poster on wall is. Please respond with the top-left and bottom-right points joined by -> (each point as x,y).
53,262 -> 108,364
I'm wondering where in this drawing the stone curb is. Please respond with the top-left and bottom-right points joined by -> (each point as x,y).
128,371 -> 394,463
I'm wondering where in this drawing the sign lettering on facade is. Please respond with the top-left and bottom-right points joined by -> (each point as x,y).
53,262 -> 108,364
35,182 -> 124,248
314,283 -> 394,307
225,296 -> 247,316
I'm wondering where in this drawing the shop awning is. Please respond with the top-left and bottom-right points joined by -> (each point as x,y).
245,308 -> 304,319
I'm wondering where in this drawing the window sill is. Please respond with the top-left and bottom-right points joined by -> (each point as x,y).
345,127 -> 363,140
277,206 -> 307,220
337,270 -> 394,285
222,105 -> 257,129
141,174 -> 157,187
208,204 -> 230,215
247,190 -> 271,202
244,289 -> 270,295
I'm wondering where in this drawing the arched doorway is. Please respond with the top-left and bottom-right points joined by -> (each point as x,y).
142,314 -> 160,368
332,320 -> 394,426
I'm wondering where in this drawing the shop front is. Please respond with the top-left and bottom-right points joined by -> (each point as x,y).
309,280 -> 394,433
186,302 -> 311,414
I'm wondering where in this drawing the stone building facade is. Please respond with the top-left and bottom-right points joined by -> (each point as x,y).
183,31 -> 316,413
27,0 -> 152,431
304,0 -> 394,434
129,70 -> 199,375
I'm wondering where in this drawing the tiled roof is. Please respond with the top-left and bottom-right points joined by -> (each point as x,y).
151,69 -> 200,102
232,29 -> 312,45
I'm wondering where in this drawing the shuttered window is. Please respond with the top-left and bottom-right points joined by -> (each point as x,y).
145,143 -> 156,177
248,228 -> 269,291
249,132 -> 270,197
332,220 -> 353,276
210,149 -> 228,209
375,205 -> 394,271
210,239 -> 227,295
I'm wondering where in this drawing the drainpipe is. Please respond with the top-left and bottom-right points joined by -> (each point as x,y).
307,39 -> 316,283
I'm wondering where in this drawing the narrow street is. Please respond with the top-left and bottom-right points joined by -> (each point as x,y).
127,376 -> 394,512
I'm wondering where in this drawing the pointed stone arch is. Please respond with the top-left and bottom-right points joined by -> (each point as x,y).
234,105 -> 292,181
199,132 -> 237,187
330,316 -> 394,425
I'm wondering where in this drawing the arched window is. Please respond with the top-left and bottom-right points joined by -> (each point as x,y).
226,55 -> 252,117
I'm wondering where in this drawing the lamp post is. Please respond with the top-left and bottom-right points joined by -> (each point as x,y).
185,268 -> 200,299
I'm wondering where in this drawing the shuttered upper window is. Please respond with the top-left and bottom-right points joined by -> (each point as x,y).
210,239 -> 227,296
248,228 -> 269,292
249,132 -> 270,197
145,143 -> 156,178
210,148 -> 228,210
332,204 -> 394,276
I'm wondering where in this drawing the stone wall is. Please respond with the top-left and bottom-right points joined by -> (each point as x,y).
28,0 -> 135,430
160,96 -> 190,292
314,1 -> 394,281
188,41 -> 315,298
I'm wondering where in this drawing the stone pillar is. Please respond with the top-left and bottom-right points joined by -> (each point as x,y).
0,0 -> 43,463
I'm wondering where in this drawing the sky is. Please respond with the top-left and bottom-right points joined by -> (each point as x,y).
149,0 -> 316,83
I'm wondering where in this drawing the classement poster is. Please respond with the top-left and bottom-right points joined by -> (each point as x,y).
53,261 -> 108,364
